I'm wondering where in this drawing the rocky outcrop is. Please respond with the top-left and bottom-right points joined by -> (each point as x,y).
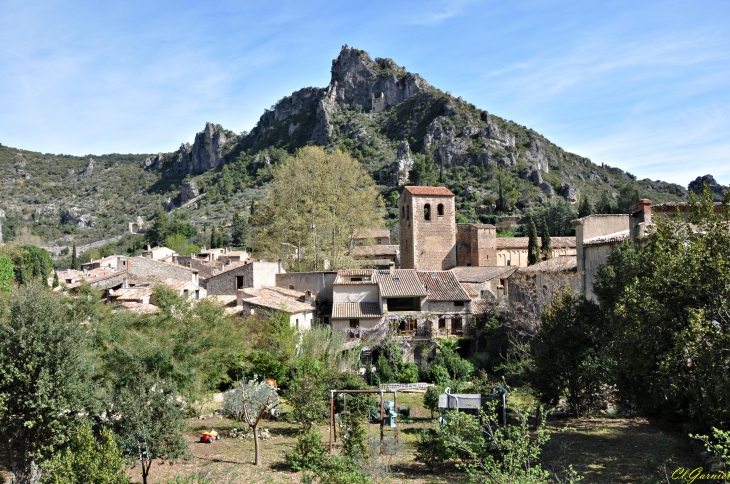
142,153 -> 164,170
394,140 -> 413,185
523,140 -> 549,172
181,181 -> 200,203
559,183 -> 578,203
80,158 -> 94,176
168,123 -> 228,175
60,207 -> 95,229
329,46 -> 429,112
190,123 -> 227,173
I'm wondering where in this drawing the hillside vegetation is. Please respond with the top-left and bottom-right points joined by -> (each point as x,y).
2,46 -> 722,251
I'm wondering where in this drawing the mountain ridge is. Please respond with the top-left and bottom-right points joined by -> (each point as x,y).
1,46 -> 724,250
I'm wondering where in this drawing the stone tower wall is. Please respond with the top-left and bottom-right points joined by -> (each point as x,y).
399,190 -> 456,270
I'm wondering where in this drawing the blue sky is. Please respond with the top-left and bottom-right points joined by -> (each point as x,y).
1,0 -> 729,185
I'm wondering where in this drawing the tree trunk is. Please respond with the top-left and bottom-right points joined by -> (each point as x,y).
253,425 -> 260,465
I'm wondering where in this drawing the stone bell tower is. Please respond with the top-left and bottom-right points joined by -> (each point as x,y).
399,186 -> 456,270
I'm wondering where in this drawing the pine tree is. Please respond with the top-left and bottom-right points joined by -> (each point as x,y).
596,192 -> 613,214
528,218 -> 540,266
541,220 -> 552,261
578,196 -> 594,218
71,242 -> 78,270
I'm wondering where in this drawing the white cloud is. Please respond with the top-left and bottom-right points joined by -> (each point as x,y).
408,0 -> 483,25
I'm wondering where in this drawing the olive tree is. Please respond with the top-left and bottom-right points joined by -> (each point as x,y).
223,378 -> 279,465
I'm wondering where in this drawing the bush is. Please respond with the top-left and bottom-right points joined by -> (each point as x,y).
431,364 -> 450,386
398,362 -> 419,383
423,386 -> 441,418
285,427 -> 327,472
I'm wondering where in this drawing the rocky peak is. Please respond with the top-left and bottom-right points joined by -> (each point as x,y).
168,123 -> 227,175
80,158 -> 94,177
329,45 -> 429,112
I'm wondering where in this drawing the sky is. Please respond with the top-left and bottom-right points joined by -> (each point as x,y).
1,0 -> 729,186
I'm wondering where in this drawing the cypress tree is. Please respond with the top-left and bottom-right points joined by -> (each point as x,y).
210,226 -> 217,249
528,218 -> 540,266
541,220 -> 552,261
52,270 -> 59,288
578,196 -> 594,218
71,243 -> 78,270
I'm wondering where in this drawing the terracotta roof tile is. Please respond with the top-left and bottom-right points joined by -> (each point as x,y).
353,228 -> 391,239
518,256 -> 577,273
471,300 -> 496,316
375,269 -> 428,297
417,271 -> 471,301
239,286 -> 315,313
452,266 -> 516,283
332,302 -> 382,319
351,245 -> 399,257
403,186 -> 454,196
583,230 -> 629,247
460,283 -> 479,298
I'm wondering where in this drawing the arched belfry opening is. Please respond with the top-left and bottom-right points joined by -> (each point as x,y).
424,203 -> 431,221
437,203 -> 444,217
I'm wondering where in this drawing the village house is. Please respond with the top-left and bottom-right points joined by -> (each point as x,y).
330,268 -> 472,341
451,266 -> 518,301
353,228 -> 391,246
275,271 -> 337,325
141,245 -> 177,262
81,255 -> 120,271
205,260 -> 284,295
351,244 -> 400,269
236,286 -> 316,330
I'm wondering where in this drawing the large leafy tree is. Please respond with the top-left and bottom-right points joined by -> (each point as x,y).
0,283 -> 91,484
95,286 -> 247,402
253,146 -> 384,271
594,186 -> 730,431
529,290 -> 607,415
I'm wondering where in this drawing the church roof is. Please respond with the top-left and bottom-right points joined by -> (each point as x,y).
403,186 -> 454,196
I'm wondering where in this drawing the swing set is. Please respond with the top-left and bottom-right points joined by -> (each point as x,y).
328,389 -> 400,454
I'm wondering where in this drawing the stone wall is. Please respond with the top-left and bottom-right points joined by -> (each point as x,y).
455,224 -> 497,267
400,190 -> 456,270
332,284 -> 379,303
275,272 -> 337,302
207,262 -> 282,295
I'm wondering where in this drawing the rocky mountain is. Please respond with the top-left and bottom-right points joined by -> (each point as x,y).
0,46 -> 704,249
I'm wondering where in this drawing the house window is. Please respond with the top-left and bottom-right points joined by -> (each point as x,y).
349,319 -> 359,328
195,290 -> 200,300
454,301 -> 464,307
438,318 -> 446,329
438,203 -> 444,216
481,290 -> 488,299
296,318 -> 299,330
401,205 -> 405,219
452,317 -> 463,334
351,277 -> 362,282
507,260 -> 511,266
289,285 -> 295,290
424,203 -> 431,221
399,317 -> 417,333
122,260 -> 127,266
236,276 -> 244,289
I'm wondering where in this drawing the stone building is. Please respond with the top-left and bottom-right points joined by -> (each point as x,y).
353,228 -> 391,246
572,199 -> 654,300
495,237 -> 576,267
237,286 -> 316,330
400,186 -> 457,270
452,266 -> 517,300
399,185 -> 575,270
205,260 -> 284,296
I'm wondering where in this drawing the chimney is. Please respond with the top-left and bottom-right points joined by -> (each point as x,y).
147,244 -> 151,251
278,259 -> 282,273
636,199 -> 652,215
304,290 -> 314,303
389,263 -> 394,275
